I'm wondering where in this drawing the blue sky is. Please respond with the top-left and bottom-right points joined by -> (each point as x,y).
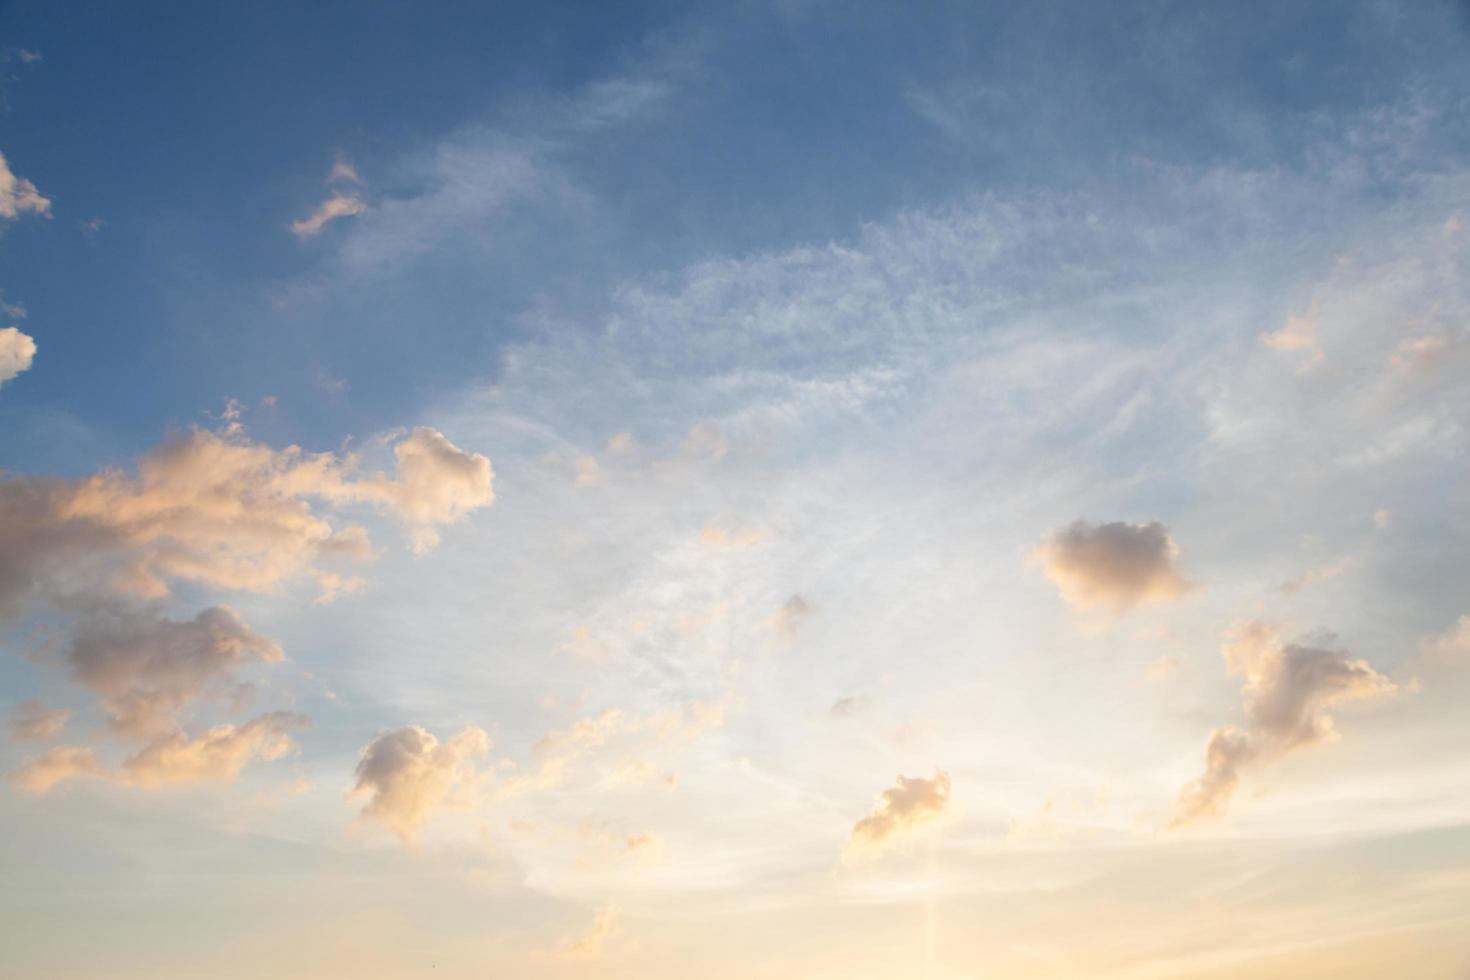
3,3 -> 1470,978
5,0 -> 1467,469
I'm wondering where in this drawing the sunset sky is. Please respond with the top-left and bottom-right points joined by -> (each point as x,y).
3,2 -> 1470,977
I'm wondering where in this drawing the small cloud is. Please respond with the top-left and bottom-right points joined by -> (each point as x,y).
1417,614 -> 1470,666
556,905 -> 621,960
351,725 -> 490,844
11,711 -> 308,795
10,746 -> 102,794
1373,509 -> 1391,530
681,419 -> 728,462
1145,655 -> 1181,680
8,699 -> 69,741
1033,519 -> 1192,615
573,455 -> 601,487
767,594 -> 814,641
291,193 -> 366,238
0,151 -> 51,220
328,158 -> 364,186
846,770 -> 951,855
1260,312 -> 1322,368
1275,557 -> 1357,595
1171,622 -> 1395,827
0,326 -> 36,385
828,695 -> 866,719
314,369 -> 349,394
80,217 -> 105,239
698,523 -> 767,549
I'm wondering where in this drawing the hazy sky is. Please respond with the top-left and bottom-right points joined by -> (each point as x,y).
3,2 -> 1470,977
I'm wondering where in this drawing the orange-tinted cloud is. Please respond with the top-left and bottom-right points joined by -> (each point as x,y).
351,725 -> 491,843
1034,519 -> 1191,614
1172,622 -> 1394,827
848,770 -> 951,852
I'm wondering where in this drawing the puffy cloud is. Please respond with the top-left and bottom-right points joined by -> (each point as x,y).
556,905 -> 622,960
11,711 -> 307,795
379,427 -> 495,553
1170,725 -> 1255,827
0,326 -> 36,385
351,725 -> 490,843
119,711 -> 307,788
1033,519 -> 1191,614
1172,622 -> 1395,827
0,151 -> 50,219
66,605 -> 283,738
8,699 -> 69,741
291,193 -> 366,238
848,770 -> 951,852
0,425 -> 492,615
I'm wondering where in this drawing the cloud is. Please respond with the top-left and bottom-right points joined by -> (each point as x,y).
1418,614 -> 1470,665
351,725 -> 490,843
66,605 -> 283,738
697,523 -> 767,549
1033,519 -> 1191,614
10,746 -> 102,794
1275,557 -> 1357,595
847,770 -> 951,852
8,699 -> 68,741
11,711 -> 307,795
119,711 -> 307,787
556,905 -> 621,960
380,427 -> 495,553
0,326 -> 36,385
1172,622 -> 1395,827
328,159 -> 363,186
1260,312 -> 1317,352
768,593 -> 814,642
0,424 -> 493,616
0,151 -> 50,219
291,194 -> 366,238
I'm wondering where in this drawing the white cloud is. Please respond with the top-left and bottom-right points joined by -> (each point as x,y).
0,326 -> 36,385
0,151 -> 50,219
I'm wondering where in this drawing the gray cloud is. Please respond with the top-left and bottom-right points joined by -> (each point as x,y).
352,725 -> 491,843
1034,519 -> 1191,614
1172,622 -> 1395,827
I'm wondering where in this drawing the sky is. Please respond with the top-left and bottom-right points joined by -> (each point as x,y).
2,1 -> 1470,977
